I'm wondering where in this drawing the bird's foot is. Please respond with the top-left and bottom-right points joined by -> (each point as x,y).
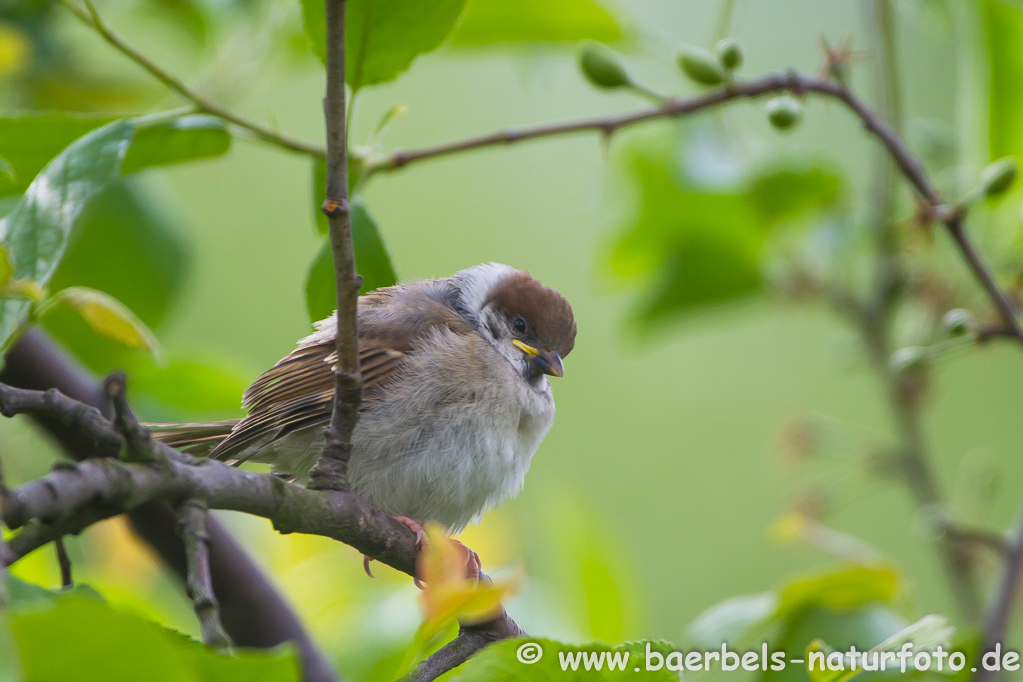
362,516 -> 482,587
362,517 -> 429,580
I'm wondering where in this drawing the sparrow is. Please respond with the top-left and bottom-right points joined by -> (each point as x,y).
151,263 -> 576,551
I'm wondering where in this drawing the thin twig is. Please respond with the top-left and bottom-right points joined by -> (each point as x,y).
176,499 -> 232,649
974,508 -> 1023,682
405,619 -> 525,682
0,383 -> 123,455
54,537 -> 73,588
940,522 -> 1009,557
57,0 -> 325,158
363,71 -> 1022,341
308,0 -> 363,492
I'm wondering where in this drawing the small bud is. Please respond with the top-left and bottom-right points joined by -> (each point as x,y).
578,41 -> 630,89
677,46 -> 725,86
890,346 -> 927,374
766,96 -> 802,131
941,308 -> 975,337
715,38 -> 743,70
980,157 -> 1018,198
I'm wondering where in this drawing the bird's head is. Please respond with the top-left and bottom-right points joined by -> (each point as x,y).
453,263 -> 576,384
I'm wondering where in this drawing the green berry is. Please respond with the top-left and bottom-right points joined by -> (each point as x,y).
890,346 -> 927,374
766,96 -> 802,131
578,41 -> 630,89
677,47 -> 725,86
981,157 -> 1018,198
941,309 -> 974,337
715,38 -> 743,70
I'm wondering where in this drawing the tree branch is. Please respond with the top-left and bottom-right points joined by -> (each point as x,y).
309,0 -> 362,492
974,508 -> 1023,682
364,70 -> 1023,346
176,499 -> 232,650
57,0 -> 326,158
406,619 -> 524,682
0,331 -> 340,682
0,381 -> 523,659
54,537 -> 73,588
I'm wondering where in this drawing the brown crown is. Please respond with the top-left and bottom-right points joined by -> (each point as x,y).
486,271 -> 577,357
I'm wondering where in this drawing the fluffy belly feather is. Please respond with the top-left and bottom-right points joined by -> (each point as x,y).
258,375 -> 555,533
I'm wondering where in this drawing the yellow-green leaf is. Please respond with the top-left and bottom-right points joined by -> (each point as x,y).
0,244 -> 13,288
409,524 -> 518,667
805,615 -> 955,682
54,287 -> 163,361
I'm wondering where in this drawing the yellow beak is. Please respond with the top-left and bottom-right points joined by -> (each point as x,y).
512,340 -> 564,378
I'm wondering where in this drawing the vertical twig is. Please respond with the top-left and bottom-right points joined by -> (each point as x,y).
176,499 -> 232,650
309,0 -> 363,492
104,374 -> 157,463
851,0 -> 982,622
974,508 -> 1023,682
54,538 -> 72,589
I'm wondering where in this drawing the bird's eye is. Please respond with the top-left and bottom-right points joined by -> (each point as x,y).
513,316 -> 527,334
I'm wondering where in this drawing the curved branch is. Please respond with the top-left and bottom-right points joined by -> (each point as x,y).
176,499 -> 232,649
57,0 -> 325,158
364,71 -> 1022,346
406,620 -> 524,682
0,382 -> 522,655
0,332 -> 340,682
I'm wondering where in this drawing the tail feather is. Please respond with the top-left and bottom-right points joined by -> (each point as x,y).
147,421 -> 238,457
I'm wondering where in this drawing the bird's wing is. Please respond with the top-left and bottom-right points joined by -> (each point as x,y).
209,286 -> 474,462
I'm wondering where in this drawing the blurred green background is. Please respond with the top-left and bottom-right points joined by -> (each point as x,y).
3,0 -> 1023,678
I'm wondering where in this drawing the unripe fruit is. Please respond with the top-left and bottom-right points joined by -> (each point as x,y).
715,38 -> 743,70
578,41 -> 630,89
890,346 -> 927,374
941,308 -> 974,337
677,47 -> 725,86
766,96 -> 802,131
981,157 -> 1018,198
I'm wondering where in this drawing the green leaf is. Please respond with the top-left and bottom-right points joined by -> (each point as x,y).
775,564 -> 903,620
300,0 -> 468,91
0,113 -> 229,198
11,594 -> 299,682
0,156 -> 13,183
0,615 -> 20,682
448,0 -> 624,47
121,115 -> 232,174
607,130 -> 844,330
687,592 -> 778,648
0,113 -> 116,198
129,354 -> 248,417
0,243 -> 12,287
0,121 -> 134,350
307,160 -> 397,321
52,286 -> 163,361
748,163 -> 845,223
805,615 -> 955,682
43,180 -> 189,373
435,638 -> 679,681
4,574 -> 104,611
766,606 -> 908,682
305,201 -> 398,321
984,0 -> 1023,160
